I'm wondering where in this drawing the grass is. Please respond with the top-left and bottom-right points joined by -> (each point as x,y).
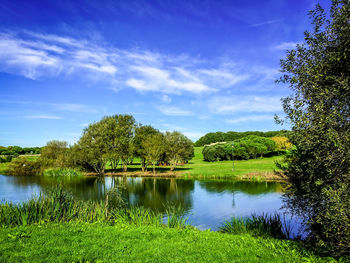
179,147 -> 282,180
0,187 -> 187,228
0,223 -> 340,262
0,188 -> 342,262
219,213 -> 292,240
43,167 -> 83,177
1,148 -> 282,181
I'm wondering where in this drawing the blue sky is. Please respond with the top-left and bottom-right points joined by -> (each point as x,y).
0,0 -> 329,146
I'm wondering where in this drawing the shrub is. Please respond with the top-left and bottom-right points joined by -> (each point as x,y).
308,184 -> 350,257
7,157 -> 42,176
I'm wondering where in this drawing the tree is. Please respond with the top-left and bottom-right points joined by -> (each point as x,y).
40,140 -> 68,167
74,121 -> 109,174
277,0 -> 350,256
98,115 -> 136,172
133,125 -> 159,172
143,133 -> 165,175
164,131 -> 194,171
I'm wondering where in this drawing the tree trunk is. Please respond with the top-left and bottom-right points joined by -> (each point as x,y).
153,163 -> 156,176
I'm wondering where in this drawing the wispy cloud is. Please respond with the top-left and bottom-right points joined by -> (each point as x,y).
251,19 -> 281,27
0,31 -> 252,95
225,115 -> 273,124
25,115 -> 63,120
52,103 -> 97,113
274,42 -> 299,50
158,105 -> 193,116
208,96 -> 282,114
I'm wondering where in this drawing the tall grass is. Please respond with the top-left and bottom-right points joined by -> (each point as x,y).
43,168 -> 83,177
0,187 -> 189,229
220,213 -> 291,240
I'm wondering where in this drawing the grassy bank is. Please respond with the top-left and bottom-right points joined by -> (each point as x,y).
0,223 -> 337,263
1,148 -> 282,181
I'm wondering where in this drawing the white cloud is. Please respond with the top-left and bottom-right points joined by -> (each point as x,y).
25,115 -> 63,120
225,115 -> 273,124
161,95 -> 172,104
0,30 -> 278,96
274,42 -> 299,50
158,105 -> 193,116
52,103 -> 97,113
208,96 -> 282,114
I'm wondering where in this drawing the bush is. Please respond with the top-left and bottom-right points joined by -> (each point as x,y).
7,157 -> 42,176
308,184 -> 350,257
202,136 -> 278,162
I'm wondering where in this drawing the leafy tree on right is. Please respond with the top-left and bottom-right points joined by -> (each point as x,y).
276,0 -> 349,257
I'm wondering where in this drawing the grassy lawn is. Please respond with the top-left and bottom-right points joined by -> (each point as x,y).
0,223 -> 335,263
178,147 -> 282,180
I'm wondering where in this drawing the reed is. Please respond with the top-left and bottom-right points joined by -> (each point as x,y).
43,168 -> 83,177
219,213 -> 291,240
0,187 -> 188,229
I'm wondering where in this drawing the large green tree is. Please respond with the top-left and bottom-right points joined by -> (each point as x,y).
164,131 -> 194,171
133,125 -> 159,172
277,0 -> 350,256
143,133 -> 166,175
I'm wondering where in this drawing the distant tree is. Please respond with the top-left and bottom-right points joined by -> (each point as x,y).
164,131 -> 194,171
271,136 -> 292,151
276,0 -> 350,256
143,133 -> 166,175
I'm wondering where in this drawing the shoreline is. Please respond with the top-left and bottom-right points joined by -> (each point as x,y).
83,170 -> 286,182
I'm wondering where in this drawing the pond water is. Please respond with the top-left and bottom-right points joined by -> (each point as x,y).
0,174 -> 303,236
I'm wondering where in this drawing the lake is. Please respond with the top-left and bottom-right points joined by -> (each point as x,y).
0,174 -> 303,236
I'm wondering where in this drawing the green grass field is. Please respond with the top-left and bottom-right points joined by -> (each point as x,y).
178,147 -> 282,180
0,223 -> 336,263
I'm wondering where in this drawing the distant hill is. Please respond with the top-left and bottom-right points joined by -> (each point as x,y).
194,130 -> 291,147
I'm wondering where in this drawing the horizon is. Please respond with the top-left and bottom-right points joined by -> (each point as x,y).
0,0 -> 329,147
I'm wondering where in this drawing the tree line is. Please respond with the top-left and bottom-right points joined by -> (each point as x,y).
194,130 -> 291,147
8,114 -> 194,176
202,135 -> 291,162
0,146 -> 41,163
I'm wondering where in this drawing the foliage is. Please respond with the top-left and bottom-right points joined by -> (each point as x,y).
143,133 -> 166,175
276,0 -> 350,257
133,125 -> 159,172
308,184 -> 350,257
164,131 -> 194,171
271,136 -> 292,151
6,157 -> 42,176
40,140 -> 68,167
202,135 -> 277,162
0,146 -> 41,155
194,130 -> 291,147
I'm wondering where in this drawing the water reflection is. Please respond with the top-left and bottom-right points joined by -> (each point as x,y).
0,174 -> 294,231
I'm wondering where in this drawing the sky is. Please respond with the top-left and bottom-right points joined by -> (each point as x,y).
0,0 -> 330,146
